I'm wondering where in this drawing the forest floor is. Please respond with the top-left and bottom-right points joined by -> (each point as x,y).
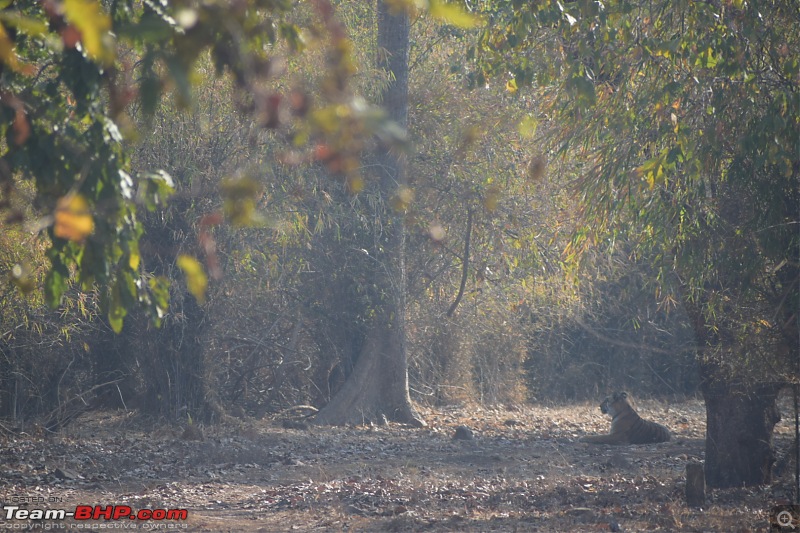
0,395 -> 796,532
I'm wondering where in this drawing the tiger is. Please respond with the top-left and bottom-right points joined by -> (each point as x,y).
579,391 -> 671,445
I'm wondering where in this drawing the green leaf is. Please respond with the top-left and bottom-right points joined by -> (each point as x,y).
695,47 -> 718,69
138,170 -> 175,210
44,260 -> 68,308
44,248 -> 69,309
140,73 -> 161,115
149,277 -> 170,312
279,23 -> 305,52
572,76 -> 596,106
165,55 -> 193,108
108,282 -> 127,334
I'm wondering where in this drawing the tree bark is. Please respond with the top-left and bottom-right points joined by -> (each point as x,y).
685,462 -> 705,507
701,370 -> 782,488
687,300 -> 784,488
314,1 -> 424,427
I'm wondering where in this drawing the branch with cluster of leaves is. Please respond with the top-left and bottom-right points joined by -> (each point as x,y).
0,0 -> 443,331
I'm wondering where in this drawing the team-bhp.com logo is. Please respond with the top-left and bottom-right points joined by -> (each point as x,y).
3,504 -> 188,523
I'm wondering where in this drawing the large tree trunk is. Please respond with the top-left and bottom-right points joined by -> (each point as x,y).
314,2 -> 424,427
701,368 -> 782,488
313,317 -> 422,426
691,294 -> 784,488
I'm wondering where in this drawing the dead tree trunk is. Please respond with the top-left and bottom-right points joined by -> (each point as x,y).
685,462 -> 705,507
313,1 -> 424,427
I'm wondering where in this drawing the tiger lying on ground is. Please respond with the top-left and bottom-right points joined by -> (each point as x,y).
580,391 -> 671,445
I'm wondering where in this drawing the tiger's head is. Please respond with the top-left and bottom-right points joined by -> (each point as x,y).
599,391 -> 630,417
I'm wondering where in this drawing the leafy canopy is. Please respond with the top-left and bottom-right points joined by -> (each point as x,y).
471,0 -> 799,309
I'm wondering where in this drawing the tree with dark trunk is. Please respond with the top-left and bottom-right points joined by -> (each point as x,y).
690,302 -> 789,488
470,0 -> 799,487
702,376 -> 782,488
314,2 -> 425,427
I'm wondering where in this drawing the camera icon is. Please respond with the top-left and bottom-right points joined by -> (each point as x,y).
772,505 -> 800,530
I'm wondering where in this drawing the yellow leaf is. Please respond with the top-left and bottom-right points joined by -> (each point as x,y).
0,11 -> 49,37
429,1 -> 484,28
0,21 -> 33,74
220,176 -> 263,227
484,186 -> 500,212
428,223 -> 446,242
783,158 -> 794,178
128,242 -> 141,270
347,174 -> 364,194
9,263 -> 35,294
518,115 -> 538,138
390,186 -> 415,212
177,255 -> 208,305
384,0 -> 417,13
54,194 -> 94,241
63,0 -> 114,65
506,78 -> 518,93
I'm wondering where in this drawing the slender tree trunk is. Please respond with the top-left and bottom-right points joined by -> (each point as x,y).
314,1 -> 424,427
0,344 -> 15,419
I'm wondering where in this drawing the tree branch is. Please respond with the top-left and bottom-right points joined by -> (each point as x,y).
447,208 -> 472,317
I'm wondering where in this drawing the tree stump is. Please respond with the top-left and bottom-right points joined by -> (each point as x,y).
685,462 -> 705,507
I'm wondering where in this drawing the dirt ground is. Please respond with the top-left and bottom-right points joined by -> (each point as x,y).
1,395 -> 796,532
